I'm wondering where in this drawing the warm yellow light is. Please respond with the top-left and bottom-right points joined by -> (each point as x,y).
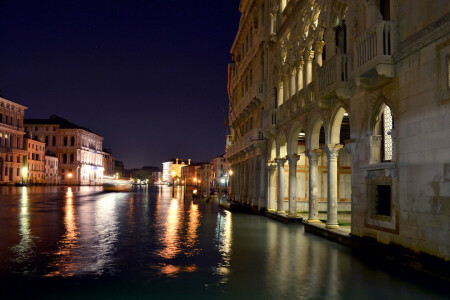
22,167 -> 28,176
193,177 -> 197,182
171,171 -> 176,177
68,173 -> 73,179
198,180 -> 201,183
229,170 -> 233,175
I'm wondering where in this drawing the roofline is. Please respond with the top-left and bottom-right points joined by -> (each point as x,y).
0,97 -> 28,110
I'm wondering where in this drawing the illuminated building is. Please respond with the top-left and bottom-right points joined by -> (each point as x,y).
102,149 -> 115,177
162,158 -> 190,183
25,115 -> 104,185
227,0 -> 450,260
211,155 -> 230,189
180,163 -> 202,186
0,97 -> 27,184
23,132 -> 45,183
44,151 -> 59,185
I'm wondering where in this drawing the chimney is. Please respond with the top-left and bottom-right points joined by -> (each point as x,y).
176,158 -> 178,165
188,159 -> 191,165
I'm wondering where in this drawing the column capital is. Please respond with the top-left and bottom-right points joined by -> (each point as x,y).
305,149 -> 322,162
323,145 -> 343,161
274,158 -> 286,167
289,67 -> 297,76
286,154 -> 300,165
267,162 -> 277,170
304,50 -> 315,62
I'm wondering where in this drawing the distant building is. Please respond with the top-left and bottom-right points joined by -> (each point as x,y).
25,115 -> 104,185
23,132 -> 45,183
102,149 -> 115,177
180,162 -> 204,186
130,166 -> 160,181
211,155 -> 230,189
162,158 -> 190,183
45,151 -> 59,185
197,163 -> 212,193
0,97 -> 27,184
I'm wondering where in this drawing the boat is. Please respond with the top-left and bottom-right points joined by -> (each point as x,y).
103,176 -> 133,192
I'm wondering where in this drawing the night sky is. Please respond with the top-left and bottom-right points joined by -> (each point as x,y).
0,0 -> 240,168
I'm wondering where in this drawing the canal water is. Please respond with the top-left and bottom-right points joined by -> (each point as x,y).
0,186 -> 448,299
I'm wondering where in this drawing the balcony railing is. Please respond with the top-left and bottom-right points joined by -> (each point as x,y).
354,21 -> 394,78
231,81 -> 265,123
318,54 -> 352,91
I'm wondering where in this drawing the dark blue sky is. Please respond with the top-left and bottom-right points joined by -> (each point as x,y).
0,0 -> 240,168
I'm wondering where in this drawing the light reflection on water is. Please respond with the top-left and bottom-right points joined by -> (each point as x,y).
0,186 -> 448,299
11,187 -> 34,264
45,187 -> 79,277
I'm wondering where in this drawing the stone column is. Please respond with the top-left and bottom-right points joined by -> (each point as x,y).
324,145 -> 343,228
243,160 -> 248,204
289,68 -> 296,98
253,156 -> 260,208
304,51 -> 314,86
315,40 -> 325,67
259,147 -> 268,210
267,163 -> 277,210
247,158 -> 253,205
297,60 -> 304,91
275,158 -> 286,213
287,154 -> 300,217
305,149 -> 322,222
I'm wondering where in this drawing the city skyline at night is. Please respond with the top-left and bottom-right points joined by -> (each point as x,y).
0,0 -> 240,168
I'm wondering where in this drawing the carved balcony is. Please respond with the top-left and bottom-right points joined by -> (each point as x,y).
318,53 -> 352,100
353,21 -> 395,89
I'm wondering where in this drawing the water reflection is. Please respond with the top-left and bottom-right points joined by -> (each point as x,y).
0,186 -> 447,299
213,210 -> 232,282
45,187 -> 79,277
11,187 -> 34,263
159,197 -> 181,260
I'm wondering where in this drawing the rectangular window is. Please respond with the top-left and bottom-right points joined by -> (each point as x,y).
17,168 -> 20,176
375,185 -> 391,216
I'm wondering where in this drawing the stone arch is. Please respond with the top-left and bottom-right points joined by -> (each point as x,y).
277,131 -> 288,158
328,104 -> 350,145
268,137 -> 277,161
287,119 -> 306,155
306,113 -> 326,150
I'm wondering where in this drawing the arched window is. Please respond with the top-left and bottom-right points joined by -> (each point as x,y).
372,104 -> 394,163
381,105 -> 393,161
64,136 -> 68,146
71,136 -> 75,146
53,136 -> 56,146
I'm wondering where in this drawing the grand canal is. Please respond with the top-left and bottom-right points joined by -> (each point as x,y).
0,186 -> 448,299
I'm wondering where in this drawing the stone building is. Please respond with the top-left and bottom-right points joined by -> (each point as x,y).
25,115 -> 104,185
102,149 -> 115,177
24,133 -> 46,183
180,163 -> 202,186
44,151 -> 59,185
0,97 -> 27,184
211,155 -> 230,189
162,158 -> 190,183
227,0 -> 450,260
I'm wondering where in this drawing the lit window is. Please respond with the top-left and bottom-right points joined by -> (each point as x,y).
382,106 -> 393,161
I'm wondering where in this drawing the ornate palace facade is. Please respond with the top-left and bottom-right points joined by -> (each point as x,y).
227,0 -> 450,260
25,116 -> 104,185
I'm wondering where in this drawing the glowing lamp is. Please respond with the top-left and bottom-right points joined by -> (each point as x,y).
229,170 -> 233,175
22,167 -> 28,176
68,173 -> 73,179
